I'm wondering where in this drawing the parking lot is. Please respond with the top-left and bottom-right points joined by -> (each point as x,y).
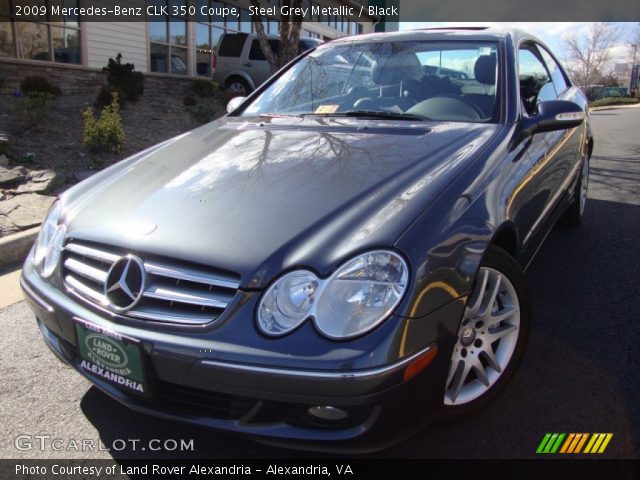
1,107 -> 638,460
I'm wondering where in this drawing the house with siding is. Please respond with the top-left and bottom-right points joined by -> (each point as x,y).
0,0 -> 377,95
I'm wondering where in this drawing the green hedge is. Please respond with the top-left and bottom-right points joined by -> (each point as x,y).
590,97 -> 640,108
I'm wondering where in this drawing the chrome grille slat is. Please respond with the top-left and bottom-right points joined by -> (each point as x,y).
144,261 -> 239,290
127,307 -> 216,325
64,257 -> 108,284
64,243 -> 119,264
62,241 -> 240,326
143,284 -> 230,309
65,275 -> 107,306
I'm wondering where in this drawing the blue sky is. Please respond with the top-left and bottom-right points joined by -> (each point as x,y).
399,23 -> 639,65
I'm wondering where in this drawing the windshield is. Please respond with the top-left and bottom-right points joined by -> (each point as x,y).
242,40 -> 499,123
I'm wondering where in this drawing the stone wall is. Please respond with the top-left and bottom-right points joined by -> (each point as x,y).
0,60 -> 194,97
0,60 -> 105,95
139,74 -> 194,97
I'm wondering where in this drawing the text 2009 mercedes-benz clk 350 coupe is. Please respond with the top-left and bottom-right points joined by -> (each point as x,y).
22,27 -> 592,452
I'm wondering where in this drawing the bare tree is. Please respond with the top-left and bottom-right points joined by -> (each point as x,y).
250,0 -> 304,73
562,22 -> 621,90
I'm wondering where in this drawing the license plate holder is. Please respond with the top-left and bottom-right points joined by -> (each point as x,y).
74,319 -> 150,397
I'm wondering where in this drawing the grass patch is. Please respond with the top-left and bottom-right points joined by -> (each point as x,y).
590,97 -> 640,108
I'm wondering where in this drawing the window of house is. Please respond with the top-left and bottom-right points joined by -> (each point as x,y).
267,19 -> 279,35
239,9 -> 251,33
0,0 -> 82,64
149,0 -> 188,74
0,20 -> 15,57
195,23 -> 211,76
194,1 -> 226,77
195,0 -> 224,27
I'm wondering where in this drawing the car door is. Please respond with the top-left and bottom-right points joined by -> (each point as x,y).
537,45 -> 583,187
517,43 -> 580,248
247,39 -> 278,87
214,33 -> 247,86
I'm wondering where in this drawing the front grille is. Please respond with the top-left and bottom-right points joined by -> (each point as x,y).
62,240 -> 240,326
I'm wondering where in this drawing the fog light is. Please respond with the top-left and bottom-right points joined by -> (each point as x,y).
307,406 -> 348,422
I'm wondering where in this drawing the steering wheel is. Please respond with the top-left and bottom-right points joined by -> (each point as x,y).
353,97 -> 378,110
407,96 -> 483,122
434,94 -> 485,118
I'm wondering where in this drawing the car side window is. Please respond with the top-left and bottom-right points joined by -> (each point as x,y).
537,46 -> 569,95
249,40 -> 266,61
518,47 -> 555,115
249,40 -> 280,61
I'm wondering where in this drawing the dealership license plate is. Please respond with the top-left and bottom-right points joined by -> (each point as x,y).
75,320 -> 148,396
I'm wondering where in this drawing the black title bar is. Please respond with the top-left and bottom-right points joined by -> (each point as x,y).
2,0 -> 639,22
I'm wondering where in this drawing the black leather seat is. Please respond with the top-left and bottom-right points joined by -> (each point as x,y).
463,54 -> 497,118
353,54 -> 423,112
420,74 -> 462,99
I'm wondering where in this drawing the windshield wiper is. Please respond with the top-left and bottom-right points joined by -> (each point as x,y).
258,113 -> 301,118
302,110 -> 427,121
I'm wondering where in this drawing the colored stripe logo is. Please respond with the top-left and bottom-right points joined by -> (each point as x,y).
536,433 -> 613,454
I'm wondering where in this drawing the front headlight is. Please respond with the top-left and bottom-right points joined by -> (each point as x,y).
257,251 -> 408,340
33,201 -> 65,277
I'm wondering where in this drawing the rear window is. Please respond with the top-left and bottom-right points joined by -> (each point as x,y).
218,33 -> 248,57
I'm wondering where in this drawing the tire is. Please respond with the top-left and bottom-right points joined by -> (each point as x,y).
225,77 -> 251,95
442,244 -> 531,418
561,153 -> 589,225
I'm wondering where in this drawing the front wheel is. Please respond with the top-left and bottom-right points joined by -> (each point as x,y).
443,244 -> 531,417
562,153 -> 590,225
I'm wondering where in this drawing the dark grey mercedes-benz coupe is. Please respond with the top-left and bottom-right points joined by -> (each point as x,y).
22,27 -> 592,452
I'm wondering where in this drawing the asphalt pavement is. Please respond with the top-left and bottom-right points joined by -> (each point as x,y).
1,108 -> 638,460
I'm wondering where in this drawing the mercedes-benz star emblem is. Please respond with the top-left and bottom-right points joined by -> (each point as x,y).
104,255 -> 146,312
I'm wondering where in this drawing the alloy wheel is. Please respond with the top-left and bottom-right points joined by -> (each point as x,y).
228,81 -> 247,93
445,267 -> 521,406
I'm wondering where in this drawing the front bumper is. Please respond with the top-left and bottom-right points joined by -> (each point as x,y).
21,258 -> 464,452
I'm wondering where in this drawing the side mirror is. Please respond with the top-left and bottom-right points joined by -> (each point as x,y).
226,96 -> 246,114
532,100 -> 585,132
512,100 -> 585,149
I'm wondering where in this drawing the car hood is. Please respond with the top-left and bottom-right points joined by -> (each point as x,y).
62,117 -> 499,288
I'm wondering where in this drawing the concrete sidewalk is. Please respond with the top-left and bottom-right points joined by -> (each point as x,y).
0,268 -> 22,309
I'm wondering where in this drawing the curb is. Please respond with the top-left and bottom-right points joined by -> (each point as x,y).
0,227 -> 38,269
590,103 -> 640,112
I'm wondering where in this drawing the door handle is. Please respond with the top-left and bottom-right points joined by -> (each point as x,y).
243,62 -> 252,67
